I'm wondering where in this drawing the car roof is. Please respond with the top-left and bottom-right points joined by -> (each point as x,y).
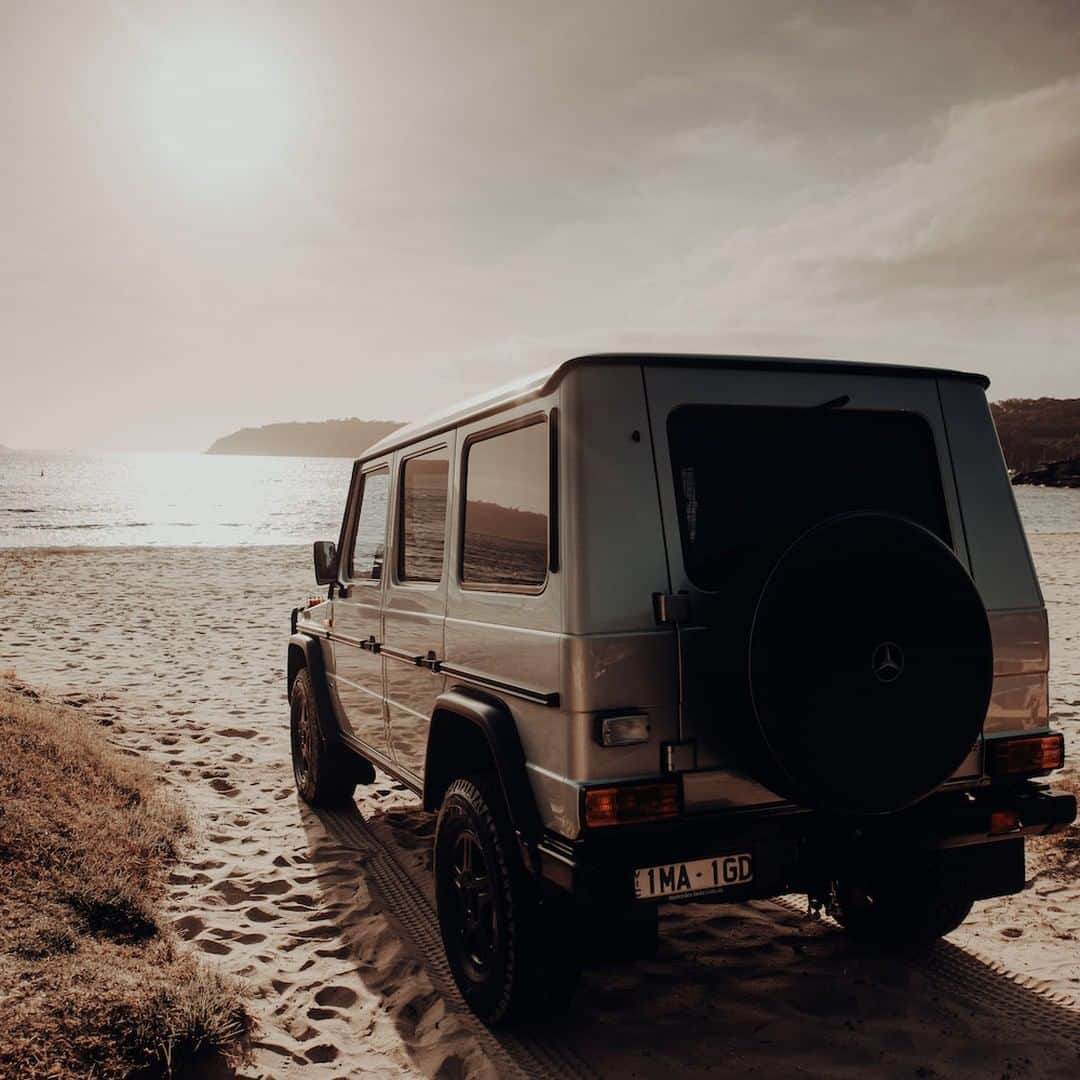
360,352 -> 990,463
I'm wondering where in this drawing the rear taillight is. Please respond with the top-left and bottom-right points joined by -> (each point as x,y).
986,733 -> 1064,778
584,780 -> 681,828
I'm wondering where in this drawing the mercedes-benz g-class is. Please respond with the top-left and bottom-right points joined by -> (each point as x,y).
287,354 -> 1076,1024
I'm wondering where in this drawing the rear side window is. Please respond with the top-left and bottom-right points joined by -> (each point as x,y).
399,447 -> 450,582
668,405 -> 950,591
462,419 -> 548,590
350,469 -> 389,581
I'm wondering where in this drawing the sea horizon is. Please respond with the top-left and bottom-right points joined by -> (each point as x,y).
2,447 -> 1079,549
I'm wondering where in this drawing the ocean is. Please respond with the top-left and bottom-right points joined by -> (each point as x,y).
1,450 -> 1078,548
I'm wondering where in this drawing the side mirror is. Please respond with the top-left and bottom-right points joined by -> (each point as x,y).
313,540 -> 338,585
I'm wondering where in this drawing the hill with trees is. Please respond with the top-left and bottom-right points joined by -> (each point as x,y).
206,418 -> 404,458
990,398 -> 1080,475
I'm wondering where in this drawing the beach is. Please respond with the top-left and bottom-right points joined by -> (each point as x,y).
1,536 -> 1077,1078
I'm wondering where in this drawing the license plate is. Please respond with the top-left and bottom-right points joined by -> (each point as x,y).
634,852 -> 754,900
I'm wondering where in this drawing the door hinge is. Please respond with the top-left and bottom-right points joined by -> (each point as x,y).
662,740 -> 697,773
653,591 -> 691,625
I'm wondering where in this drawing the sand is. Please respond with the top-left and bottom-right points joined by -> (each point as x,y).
1,537 -> 1077,1079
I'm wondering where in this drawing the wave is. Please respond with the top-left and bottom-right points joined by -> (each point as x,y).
9,521 -> 257,531
1,508 -> 40,513
11,522 -> 153,530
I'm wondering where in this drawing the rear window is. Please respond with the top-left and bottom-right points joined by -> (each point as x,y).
462,419 -> 548,590
668,405 -> 950,591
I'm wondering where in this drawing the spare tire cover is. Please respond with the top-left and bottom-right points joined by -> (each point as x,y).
748,512 -> 992,814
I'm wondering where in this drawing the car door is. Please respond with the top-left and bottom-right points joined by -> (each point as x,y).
329,462 -> 390,758
641,364 -> 968,770
383,437 -> 453,780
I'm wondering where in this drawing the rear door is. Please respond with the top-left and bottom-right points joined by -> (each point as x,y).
383,436 -> 454,781
642,365 -> 965,768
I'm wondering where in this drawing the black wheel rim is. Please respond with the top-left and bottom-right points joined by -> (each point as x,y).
451,829 -> 495,980
291,691 -> 314,791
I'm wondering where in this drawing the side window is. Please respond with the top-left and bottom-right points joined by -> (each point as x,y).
399,447 -> 450,582
350,469 -> 389,581
462,419 -> 548,590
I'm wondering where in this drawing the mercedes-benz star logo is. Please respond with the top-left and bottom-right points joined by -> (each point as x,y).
871,641 -> 904,684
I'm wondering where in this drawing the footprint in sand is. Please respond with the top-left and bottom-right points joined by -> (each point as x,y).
246,906 -> 280,923
252,879 -> 292,897
169,870 -> 212,886
314,944 -> 352,961
173,915 -> 206,939
196,939 -> 231,956
305,1044 -> 339,1064
213,880 -> 251,905
314,986 -> 358,1008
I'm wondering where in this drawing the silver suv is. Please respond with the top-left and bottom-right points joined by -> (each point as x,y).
287,353 -> 1076,1024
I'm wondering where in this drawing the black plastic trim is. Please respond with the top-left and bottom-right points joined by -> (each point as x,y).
287,633 -> 349,755
440,664 -> 560,707
536,785 -> 1075,900
339,731 -> 422,796
299,625 -> 558,705
423,686 -> 543,850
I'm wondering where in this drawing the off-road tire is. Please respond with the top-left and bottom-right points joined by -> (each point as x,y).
834,867 -> 974,946
434,774 -> 580,1024
289,667 -> 357,808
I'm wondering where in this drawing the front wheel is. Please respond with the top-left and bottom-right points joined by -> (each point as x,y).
833,862 -> 973,946
289,668 -> 357,808
434,775 -> 580,1024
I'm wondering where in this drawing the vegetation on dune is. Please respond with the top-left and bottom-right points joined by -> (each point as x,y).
990,398 -> 1080,474
0,682 -> 251,1079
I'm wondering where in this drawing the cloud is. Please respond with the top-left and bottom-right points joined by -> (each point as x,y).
830,76 -> 1080,302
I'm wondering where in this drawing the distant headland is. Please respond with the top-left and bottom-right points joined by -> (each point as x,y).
206,419 -> 405,458
203,398 -> 1080,483
990,398 -> 1080,487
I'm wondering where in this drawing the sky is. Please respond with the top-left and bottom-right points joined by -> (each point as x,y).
2,0 -> 1079,452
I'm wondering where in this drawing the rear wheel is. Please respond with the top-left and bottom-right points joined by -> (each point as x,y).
434,774 -> 580,1024
834,862 -> 974,945
289,668 -> 357,808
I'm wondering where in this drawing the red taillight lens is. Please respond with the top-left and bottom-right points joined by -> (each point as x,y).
987,733 -> 1064,777
584,780 -> 681,828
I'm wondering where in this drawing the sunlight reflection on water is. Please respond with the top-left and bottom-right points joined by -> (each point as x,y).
0,450 -> 1076,547
0,451 -> 353,547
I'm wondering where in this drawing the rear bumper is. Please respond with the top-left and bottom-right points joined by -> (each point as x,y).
536,783 -> 1076,905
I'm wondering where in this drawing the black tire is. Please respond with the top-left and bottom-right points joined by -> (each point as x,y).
289,668 -> 357,808
834,863 -> 974,946
434,775 -> 580,1024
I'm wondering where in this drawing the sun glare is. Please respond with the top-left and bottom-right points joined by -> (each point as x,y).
136,21 -> 304,204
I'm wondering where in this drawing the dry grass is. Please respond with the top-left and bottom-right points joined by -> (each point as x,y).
0,685 -> 251,1078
